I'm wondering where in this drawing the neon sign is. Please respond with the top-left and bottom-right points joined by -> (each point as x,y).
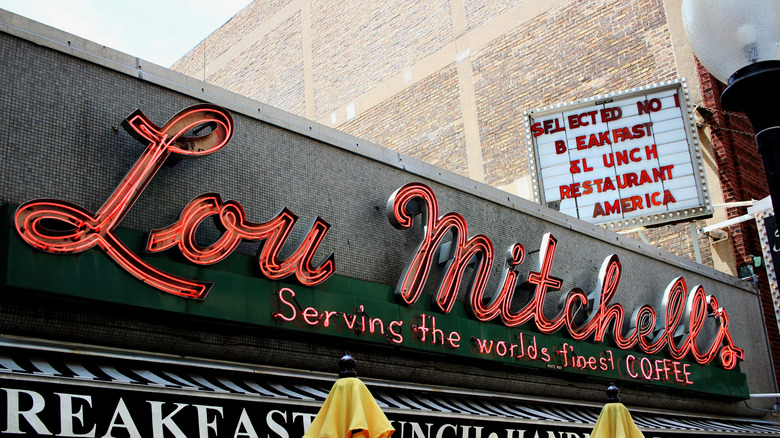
14,105 -> 334,300
387,182 -> 743,369
12,104 -> 742,374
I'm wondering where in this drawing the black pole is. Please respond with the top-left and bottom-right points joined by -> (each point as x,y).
756,127 -> 780,217
606,382 -> 621,403
721,60 -> 780,215
339,352 -> 358,378
720,62 -> 780,398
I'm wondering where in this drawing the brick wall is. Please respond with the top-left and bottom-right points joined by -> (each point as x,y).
339,66 -> 470,176
172,0 -> 683,191
308,0 -> 453,119
697,63 -> 768,266
640,220 -> 713,266
471,0 -> 677,188
208,12 -> 306,114
463,0 -> 516,32
172,0 -> 294,73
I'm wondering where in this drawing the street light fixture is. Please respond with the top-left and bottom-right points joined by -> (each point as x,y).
683,2 -> 780,402
681,0 -> 780,211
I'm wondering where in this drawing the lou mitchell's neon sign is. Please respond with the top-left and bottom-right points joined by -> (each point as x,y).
14,105 -> 743,370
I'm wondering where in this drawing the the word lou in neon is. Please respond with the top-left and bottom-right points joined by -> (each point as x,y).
15,105 -> 334,300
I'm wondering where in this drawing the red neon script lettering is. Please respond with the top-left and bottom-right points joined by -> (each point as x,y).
387,182 -> 743,369
146,193 -> 334,286
15,104 -> 335,299
387,182 -> 493,313
15,104 -> 233,299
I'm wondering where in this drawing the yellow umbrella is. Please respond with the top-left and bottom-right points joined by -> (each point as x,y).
303,354 -> 395,438
590,383 -> 645,438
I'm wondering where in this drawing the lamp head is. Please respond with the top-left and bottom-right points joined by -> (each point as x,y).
682,0 -> 780,84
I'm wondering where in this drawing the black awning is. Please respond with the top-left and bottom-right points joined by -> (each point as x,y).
0,338 -> 778,437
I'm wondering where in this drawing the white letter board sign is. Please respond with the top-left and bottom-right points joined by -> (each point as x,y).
524,80 -> 712,230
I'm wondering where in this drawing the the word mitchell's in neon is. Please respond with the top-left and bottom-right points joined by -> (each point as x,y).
386,182 -> 493,313
386,182 -> 743,369
15,104 -> 334,299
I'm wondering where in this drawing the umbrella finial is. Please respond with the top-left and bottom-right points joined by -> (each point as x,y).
338,352 -> 358,378
606,382 -> 621,403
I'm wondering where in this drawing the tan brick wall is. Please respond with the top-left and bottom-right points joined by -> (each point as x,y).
463,0 -> 516,32
172,0 -> 293,74
641,220 -> 714,267
309,0 -> 454,120
472,0 -> 677,188
340,65 -> 470,176
207,12 -> 306,115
